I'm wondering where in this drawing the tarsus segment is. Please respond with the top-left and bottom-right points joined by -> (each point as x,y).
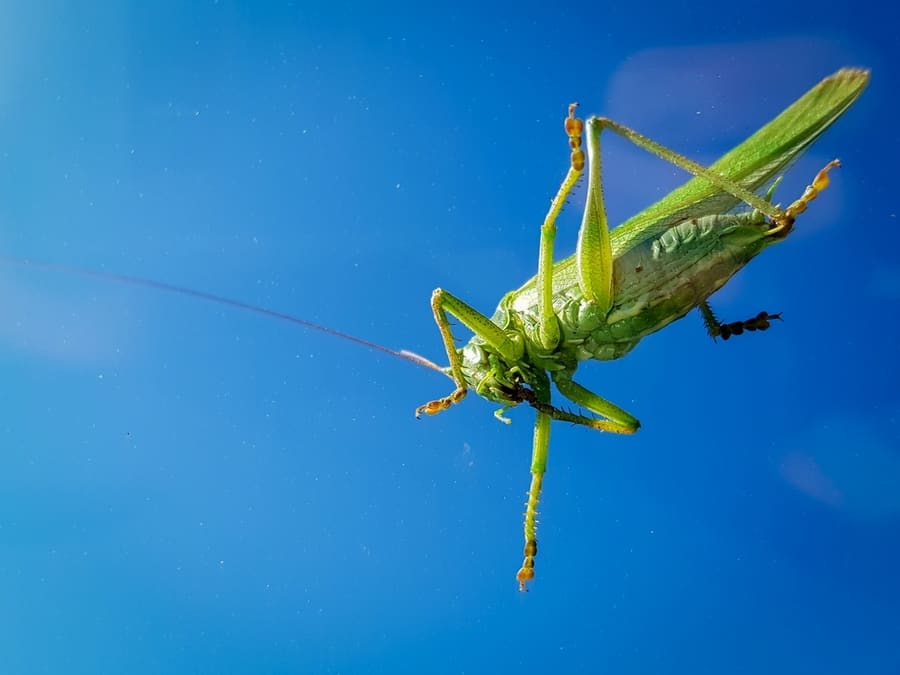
699,302 -> 783,341
769,159 -> 841,235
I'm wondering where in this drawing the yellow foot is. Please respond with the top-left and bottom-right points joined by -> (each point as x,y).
770,159 -> 841,235
415,387 -> 466,418
516,539 -> 537,591
565,103 -> 585,172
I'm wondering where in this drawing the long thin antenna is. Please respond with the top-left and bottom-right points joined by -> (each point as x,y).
0,254 -> 447,375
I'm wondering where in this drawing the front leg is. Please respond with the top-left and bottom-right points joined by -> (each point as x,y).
416,288 -> 523,418
534,103 -> 586,351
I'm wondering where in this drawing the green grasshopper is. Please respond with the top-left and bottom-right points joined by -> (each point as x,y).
4,67 -> 868,591
412,67 -> 869,590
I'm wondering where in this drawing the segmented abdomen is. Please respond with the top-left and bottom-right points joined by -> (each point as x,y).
557,211 -> 774,362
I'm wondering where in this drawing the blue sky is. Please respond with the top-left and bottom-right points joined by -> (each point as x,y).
1,2 -> 898,674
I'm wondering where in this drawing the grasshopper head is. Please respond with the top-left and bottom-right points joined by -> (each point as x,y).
458,340 -> 525,406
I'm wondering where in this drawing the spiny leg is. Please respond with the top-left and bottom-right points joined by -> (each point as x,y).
535,103 -> 585,351
509,382 -> 635,434
415,288 -> 523,418
516,409 -> 551,591
516,377 -> 636,589
587,116 -> 783,216
550,371 -> 641,434
514,371 -> 639,591
699,301 -> 782,342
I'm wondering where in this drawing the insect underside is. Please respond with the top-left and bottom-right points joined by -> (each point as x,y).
415,68 -> 869,590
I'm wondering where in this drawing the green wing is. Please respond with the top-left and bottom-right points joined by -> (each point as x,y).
510,68 -> 868,304
611,67 -> 869,254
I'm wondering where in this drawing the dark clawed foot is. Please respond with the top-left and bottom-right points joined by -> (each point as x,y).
719,311 -> 782,340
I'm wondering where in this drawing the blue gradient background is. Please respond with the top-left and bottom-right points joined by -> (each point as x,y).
1,3 -> 898,674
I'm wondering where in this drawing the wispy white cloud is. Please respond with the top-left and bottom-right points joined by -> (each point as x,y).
0,272 -> 133,364
779,413 -> 900,519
